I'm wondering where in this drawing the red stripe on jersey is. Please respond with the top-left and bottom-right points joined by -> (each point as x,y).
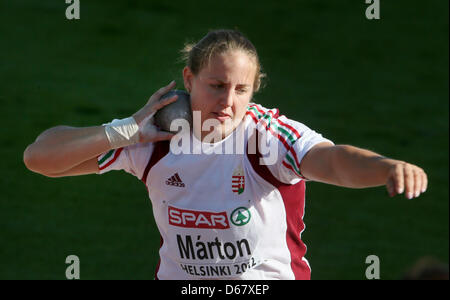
246,109 -> 291,150
277,118 -> 301,139
282,161 -> 306,179
290,150 -> 302,175
246,134 -> 311,280
141,142 -> 170,280
99,148 -> 123,170
249,103 -> 266,116
281,180 -> 310,280
246,109 -> 303,173
141,141 -> 170,184
249,105 -> 301,141
260,111 -> 300,170
249,104 -> 280,120
273,115 -> 303,172
246,110 -> 259,123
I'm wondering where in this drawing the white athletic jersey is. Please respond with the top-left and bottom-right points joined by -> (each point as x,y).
97,103 -> 333,280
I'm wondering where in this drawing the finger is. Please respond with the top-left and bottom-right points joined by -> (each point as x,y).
152,80 -> 176,100
386,176 -> 397,197
413,168 -> 422,198
421,171 -> 428,193
153,94 -> 178,111
153,130 -> 175,142
140,95 -> 178,126
404,164 -> 414,199
394,164 -> 405,195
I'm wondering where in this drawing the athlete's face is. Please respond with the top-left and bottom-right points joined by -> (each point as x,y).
183,50 -> 257,141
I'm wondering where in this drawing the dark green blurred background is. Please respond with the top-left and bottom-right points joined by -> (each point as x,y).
1,0 -> 448,279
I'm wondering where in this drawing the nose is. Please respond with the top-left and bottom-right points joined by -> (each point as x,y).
219,88 -> 234,108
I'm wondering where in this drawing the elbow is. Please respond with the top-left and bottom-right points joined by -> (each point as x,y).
23,143 -> 42,174
23,144 -> 35,170
24,126 -> 74,176
23,143 -> 53,176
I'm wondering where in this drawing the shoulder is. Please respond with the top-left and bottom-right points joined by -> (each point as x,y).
246,103 -> 280,124
244,103 -> 334,182
245,103 -> 310,143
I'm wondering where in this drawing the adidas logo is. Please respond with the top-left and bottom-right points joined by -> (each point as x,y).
166,173 -> 185,187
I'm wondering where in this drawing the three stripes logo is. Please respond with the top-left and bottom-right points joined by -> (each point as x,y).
166,173 -> 185,187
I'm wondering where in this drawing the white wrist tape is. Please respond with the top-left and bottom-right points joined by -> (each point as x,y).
104,117 -> 140,149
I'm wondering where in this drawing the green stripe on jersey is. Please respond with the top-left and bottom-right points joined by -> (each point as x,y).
275,124 -> 297,145
99,149 -> 115,166
285,153 -> 302,176
248,106 -> 297,145
248,105 -> 303,173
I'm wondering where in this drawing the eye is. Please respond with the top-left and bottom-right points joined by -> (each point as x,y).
236,88 -> 248,94
211,84 -> 224,89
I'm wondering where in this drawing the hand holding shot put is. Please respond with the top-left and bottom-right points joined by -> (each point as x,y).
23,29 -> 428,279
131,80 -> 180,143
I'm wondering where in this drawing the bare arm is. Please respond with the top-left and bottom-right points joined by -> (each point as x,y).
44,155 -> 101,177
23,125 -> 111,176
23,81 -> 179,177
299,142 -> 428,199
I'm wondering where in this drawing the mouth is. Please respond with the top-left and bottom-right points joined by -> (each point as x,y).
211,112 -> 232,123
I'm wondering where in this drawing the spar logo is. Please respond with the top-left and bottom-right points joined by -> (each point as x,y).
230,207 -> 251,226
168,206 -> 252,229
168,206 -> 230,229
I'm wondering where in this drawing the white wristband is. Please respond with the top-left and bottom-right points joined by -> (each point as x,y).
104,117 -> 140,149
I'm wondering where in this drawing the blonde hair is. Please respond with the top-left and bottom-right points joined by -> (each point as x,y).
181,29 -> 266,92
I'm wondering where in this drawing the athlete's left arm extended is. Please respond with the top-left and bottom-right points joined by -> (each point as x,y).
299,142 -> 428,199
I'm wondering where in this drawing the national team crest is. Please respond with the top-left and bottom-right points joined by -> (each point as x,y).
232,165 -> 245,195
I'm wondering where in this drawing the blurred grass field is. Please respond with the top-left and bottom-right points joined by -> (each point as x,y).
0,0 -> 448,279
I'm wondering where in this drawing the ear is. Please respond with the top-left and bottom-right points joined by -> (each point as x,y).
183,66 -> 194,93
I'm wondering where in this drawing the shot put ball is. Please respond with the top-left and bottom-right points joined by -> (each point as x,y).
154,90 -> 193,133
